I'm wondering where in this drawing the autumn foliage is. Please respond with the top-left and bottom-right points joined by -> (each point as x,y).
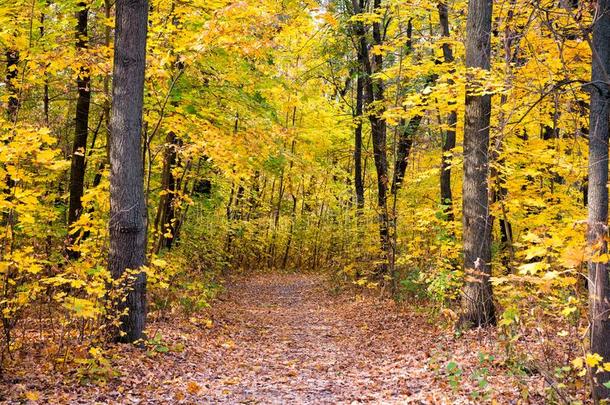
0,0 -> 609,402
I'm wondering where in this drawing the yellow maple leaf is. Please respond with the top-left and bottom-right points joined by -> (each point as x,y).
24,391 -> 40,401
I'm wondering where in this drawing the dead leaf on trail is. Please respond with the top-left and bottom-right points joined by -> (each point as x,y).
24,391 -> 41,402
223,377 -> 241,385
187,381 -> 202,394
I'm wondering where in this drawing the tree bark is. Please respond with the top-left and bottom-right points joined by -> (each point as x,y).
68,4 -> 91,230
458,0 -> 496,328
6,50 -> 19,123
438,1 -> 457,221
108,0 -> 149,343
91,0 -> 112,190
390,18 -> 418,196
353,0 -> 390,275
370,0 -> 390,272
354,74 -> 365,211
587,0 -> 610,399
391,117 -> 419,194
154,131 -> 177,254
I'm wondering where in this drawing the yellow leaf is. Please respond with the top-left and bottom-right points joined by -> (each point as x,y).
151,258 -> 167,268
572,357 -> 584,369
187,381 -> 201,394
592,253 -> 610,263
560,246 -> 584,268
518,262 -> 549,275
586,352 -> 603,367
25,391 -> 40,401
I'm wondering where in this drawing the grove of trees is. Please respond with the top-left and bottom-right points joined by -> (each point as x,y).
2,0 -> 610,401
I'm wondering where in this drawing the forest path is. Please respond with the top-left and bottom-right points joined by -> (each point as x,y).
10,272 -> 544,403
185,272 -> 434,403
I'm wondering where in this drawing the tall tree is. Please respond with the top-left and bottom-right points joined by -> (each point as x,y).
354,73 -> 365,211
587,0 -> 610,399
353,0 -> 391,277
108,0 -> 149,343
67,4 -> 91,231
391,18 -> 418,196
458,0 -> 496,327
438,1 -> 457,221
370,0 -> 390,275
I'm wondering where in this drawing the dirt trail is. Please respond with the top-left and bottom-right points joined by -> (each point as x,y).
2,272 -> 545,404
201,273 -> 429,403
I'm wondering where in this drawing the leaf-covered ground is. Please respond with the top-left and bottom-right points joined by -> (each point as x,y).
2,273 -> 551,403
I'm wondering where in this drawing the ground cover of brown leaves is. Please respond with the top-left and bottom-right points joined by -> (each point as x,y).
1,273 -> 553,403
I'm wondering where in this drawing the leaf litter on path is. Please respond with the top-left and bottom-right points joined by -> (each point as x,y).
1,273 -> 547,404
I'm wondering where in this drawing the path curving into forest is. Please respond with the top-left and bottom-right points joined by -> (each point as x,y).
3,272 -> 545,404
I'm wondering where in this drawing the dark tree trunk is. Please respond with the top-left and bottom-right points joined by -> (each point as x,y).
438,1 -> 457,221
154,131 -> 177,253
40,7 -> 50,125
4,50 -> 19,199
1,48 -> 19,370
68,5 -> 91,230
370,0 -> 390,270
391,117 -> 419,194
458,0 -> 496,328
91,0 -> 112,190
353,0 -> 390,274
108,0 -> 149,343
587,0 -> 610,399
6,50 -> 19,122
282,192 -> 298,269
391,18 -> 418,196
354,74 -> 365,211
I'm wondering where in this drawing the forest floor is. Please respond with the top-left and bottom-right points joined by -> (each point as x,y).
2,272 -> 555,404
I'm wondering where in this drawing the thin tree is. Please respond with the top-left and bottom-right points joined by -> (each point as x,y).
108,0 -> 149,343
391,19 -> 417,196
6,50 -> 19,123
438,1 -> 457,221
458,0 -> 496,328
67,3 -> 91,233
153,131 -> 178,254
354,71 -> 365,211
587,0 -> 610,399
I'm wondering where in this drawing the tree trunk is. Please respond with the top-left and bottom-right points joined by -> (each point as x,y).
40,6 -> 50,125
587,0 -> 610,399
68,4 -> 91,230
108,0 -> 149,343
370,0 -> 390,274
458,0 -> 496,328
354,74 -> 365,211
390,19 -> 418,196
6,50 -> 19,123
391,117 -> 419,194
353,0 -> 390,276
438,1 -> 457,221
154,131 -> 177,254
91,0 -> 112,190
